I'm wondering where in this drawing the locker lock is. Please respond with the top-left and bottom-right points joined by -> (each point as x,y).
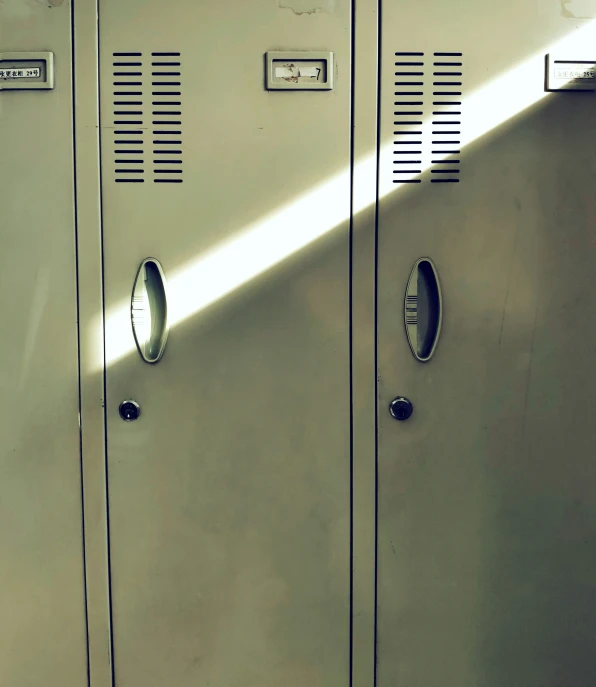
119,400 -> 141,422
389,397 -> 413,422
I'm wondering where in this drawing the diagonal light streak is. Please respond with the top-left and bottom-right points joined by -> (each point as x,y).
94,21 -> 595,370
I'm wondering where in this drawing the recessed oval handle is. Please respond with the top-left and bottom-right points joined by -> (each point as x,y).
131,258 -> 169,364
404,257 -> 442,362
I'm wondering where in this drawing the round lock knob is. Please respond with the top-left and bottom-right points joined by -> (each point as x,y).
389,396 -> 413,422
119,400 -> 141,422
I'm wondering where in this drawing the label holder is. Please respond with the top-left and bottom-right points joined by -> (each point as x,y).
266,51 -> 333,91
546,53 -> 595,92
0,52 -> 54,91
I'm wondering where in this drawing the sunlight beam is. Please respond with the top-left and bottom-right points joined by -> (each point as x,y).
95,20 -> 595,371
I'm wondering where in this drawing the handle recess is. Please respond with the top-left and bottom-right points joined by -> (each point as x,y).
131,258 -> 169,364
404,257 -> 442,363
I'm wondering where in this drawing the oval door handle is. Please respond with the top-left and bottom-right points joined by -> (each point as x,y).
131,258 -> 169,364
404,257 -> 443,362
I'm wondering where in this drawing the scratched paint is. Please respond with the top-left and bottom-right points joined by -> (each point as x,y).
278,0 -> 334,15
18,268 -> 51,392
0,0 -> 65,17
561,0 -> 596,18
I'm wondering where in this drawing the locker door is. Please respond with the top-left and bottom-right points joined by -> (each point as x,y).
376,3 -> 596,686
98,1 -> 351,685
0,4 -> 89,686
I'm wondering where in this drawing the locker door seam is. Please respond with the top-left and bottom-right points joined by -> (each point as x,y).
71,1 -> 92,683
373,0 -> 382,685
349,0 -> 356,685
96,1 -> 118,684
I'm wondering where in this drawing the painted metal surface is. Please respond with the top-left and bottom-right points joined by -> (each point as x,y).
71,0 -> 113,683
13,2 -> 594,685
0,2 -> 88,685
98,1 -> 352,685
376,3 -> 596,686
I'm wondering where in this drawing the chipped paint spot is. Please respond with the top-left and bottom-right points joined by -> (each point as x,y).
278,0 -> 333,15
18,268 -> 50,391
279,3 -> 321,15
561,0 -> 575,17
561,0 -> 596,18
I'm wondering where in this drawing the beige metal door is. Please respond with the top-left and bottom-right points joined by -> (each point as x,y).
99,1 -> 352,685
377,3 -> 596,686
0,3 -> 89,686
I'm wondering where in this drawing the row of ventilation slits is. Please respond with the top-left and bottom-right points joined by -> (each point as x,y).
152,52 -> 183,183
113,53 -> 145,183
393,52 -> 425,184
112,52 -> 183,184
431,52 -> 462,183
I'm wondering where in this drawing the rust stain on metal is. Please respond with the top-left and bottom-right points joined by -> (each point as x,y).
282,63 -> 299,83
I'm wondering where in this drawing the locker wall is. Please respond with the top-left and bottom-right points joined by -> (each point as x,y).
97,1 -> 353,686
4,1 -> 596,686
0,3 -> 89,686
376,2 -> 596,686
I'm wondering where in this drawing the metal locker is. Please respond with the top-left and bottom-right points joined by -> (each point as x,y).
376,2 -> 596,686
0,3 -> 88,686
97,1 -> 352,685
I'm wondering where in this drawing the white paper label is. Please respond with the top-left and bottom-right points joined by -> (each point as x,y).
299,66 -> 319,77
556,68 -> 594,80
275,65 -> 322,79
275,67 -> 296,78
0,67 -> 41,79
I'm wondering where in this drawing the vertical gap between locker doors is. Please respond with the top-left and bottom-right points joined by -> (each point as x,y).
373,0 -> 383,685
71,1 -> 92,683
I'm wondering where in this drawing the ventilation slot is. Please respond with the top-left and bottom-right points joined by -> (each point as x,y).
431,52 -> 462,183
113,52 -> 145,183
393,52 -> 424,184
151,52 -> 183,183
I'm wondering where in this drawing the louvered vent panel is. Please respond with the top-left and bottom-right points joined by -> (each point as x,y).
391,50 -> 463,184
393,52 -> 424,184
151,52 -> 183,184
431,52 -> 462,183
113,52 -> 145,183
